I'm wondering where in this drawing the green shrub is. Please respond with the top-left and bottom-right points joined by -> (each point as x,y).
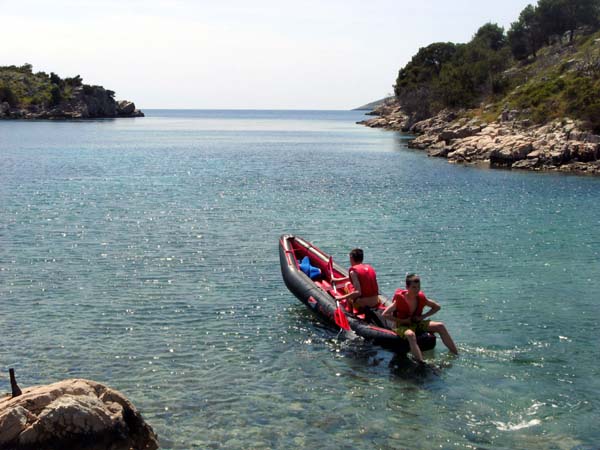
394,24 -> 512,118
564,76 -> 600,131
65,75 -> 82,87
0,86 -> 18,106
50,85 -> 62,106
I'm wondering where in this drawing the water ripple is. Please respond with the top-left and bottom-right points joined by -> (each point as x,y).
1,111 -> 600,449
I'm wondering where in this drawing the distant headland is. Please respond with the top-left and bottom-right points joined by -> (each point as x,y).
353,96 -> 394,112
0,64 -> 143,120
359,0 -> 600,175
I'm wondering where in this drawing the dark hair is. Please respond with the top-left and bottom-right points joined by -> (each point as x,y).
405,273 -> 419,287
349,248 -> 364,263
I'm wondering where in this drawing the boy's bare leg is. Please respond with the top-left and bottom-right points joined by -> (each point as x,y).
405,329 -> 424,362
428,321 -> 458,354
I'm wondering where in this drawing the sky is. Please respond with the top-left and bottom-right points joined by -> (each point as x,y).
2,0 -> 534,109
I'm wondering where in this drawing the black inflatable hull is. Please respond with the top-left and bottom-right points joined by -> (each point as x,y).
279,234 -> 436,354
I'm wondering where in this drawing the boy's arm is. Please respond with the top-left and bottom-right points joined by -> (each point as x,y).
416,297 -> 440,321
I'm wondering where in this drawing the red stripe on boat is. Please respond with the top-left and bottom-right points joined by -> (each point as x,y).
368,326 -> 397,335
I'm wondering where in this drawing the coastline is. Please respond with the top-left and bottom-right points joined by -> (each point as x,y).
0,99 -> 143,120
359,99 -> 600,175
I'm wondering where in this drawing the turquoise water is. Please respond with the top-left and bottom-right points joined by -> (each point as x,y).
1,110 -> 600,449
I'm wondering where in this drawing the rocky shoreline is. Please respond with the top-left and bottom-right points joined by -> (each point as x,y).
0,87 -> 143,120
359,100 -> 600,175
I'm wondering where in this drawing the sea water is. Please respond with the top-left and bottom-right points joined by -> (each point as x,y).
1,110 -> 599,449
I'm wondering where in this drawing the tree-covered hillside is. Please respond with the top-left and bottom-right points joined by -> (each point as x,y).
1,64 -> 93,107
0,64 -> 142,119
394,0 -> 600,131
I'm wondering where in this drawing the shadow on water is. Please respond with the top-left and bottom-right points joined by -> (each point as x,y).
332,332 -> 452,384
391,130 -> 414,147
387,353 -> 449,382
290,305 -> 453,383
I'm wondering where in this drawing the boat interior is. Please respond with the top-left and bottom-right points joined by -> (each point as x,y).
284,236 -> 390,325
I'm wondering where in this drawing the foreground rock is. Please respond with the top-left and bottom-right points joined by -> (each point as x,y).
360,99 -> 600,175
0,379 -> 158,450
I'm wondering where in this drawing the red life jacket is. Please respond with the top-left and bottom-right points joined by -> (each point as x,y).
348,263 -> 379,297
393,289 -> 427,319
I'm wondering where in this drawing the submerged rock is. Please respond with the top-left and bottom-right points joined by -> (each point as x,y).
0,379 -> 158,450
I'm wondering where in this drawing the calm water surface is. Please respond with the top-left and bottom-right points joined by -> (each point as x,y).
1,110 -> 599,449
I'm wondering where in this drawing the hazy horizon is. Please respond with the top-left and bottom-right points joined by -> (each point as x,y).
3,0 -> 533,109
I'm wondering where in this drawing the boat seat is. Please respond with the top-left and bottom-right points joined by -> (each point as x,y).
348,305 -> 385,327
318,280 -> 332,291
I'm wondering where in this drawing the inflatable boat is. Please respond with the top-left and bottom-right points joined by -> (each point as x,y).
279,234 -> 436,353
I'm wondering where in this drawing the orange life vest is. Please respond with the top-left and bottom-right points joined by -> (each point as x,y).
348,264 -> 379,297
393,289 -> 427,319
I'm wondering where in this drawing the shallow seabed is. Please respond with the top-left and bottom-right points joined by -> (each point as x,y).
1,110 -> 599,449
